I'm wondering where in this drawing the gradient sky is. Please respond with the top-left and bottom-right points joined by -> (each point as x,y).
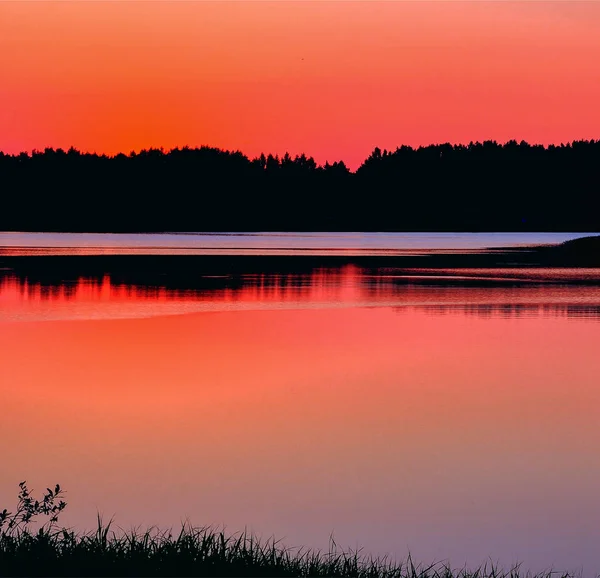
1,1 -> 600,168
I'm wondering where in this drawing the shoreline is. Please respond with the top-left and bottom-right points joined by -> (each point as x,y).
1,235 -> 599,268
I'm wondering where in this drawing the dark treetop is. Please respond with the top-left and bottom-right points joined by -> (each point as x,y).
1,139 -> 600,232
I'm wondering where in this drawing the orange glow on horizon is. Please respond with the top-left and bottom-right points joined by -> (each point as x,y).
2,1 -> 600,169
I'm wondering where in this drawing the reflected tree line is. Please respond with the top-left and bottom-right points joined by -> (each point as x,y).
1,140 -> 600,231
3,264 -> 600,319
416,304 -> 600,319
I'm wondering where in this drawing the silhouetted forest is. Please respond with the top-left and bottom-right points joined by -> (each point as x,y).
1,140 -> 600,231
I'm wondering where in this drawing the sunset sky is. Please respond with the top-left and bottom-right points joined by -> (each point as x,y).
1,1 -> 600,169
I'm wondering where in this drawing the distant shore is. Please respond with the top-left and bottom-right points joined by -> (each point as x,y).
1,235 -> 599,272
2,142 -> 600,232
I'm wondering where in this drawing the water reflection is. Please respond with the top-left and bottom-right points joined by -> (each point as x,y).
0,231 -> 592,255
2,263 -> 600,321
2,260 -> 600,576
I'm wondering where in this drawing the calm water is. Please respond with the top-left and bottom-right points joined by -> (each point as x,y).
1,234 -> 600,575
0,231 -> 594,256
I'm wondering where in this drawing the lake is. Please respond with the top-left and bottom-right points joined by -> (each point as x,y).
0,231 -> 594,256
1,232 -> 599,576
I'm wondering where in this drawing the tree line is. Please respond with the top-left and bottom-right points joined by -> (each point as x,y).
1,140 -> 599,231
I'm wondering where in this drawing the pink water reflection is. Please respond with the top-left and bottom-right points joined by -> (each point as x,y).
2,267 -> 600,321
1,266 -> 600,575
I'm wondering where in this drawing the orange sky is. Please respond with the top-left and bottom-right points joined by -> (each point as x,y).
1,1 -> 600,168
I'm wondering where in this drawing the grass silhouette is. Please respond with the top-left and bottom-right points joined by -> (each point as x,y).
0,483 -> 587,578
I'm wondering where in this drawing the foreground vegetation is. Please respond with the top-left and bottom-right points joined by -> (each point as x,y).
0,483 -> 585,577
